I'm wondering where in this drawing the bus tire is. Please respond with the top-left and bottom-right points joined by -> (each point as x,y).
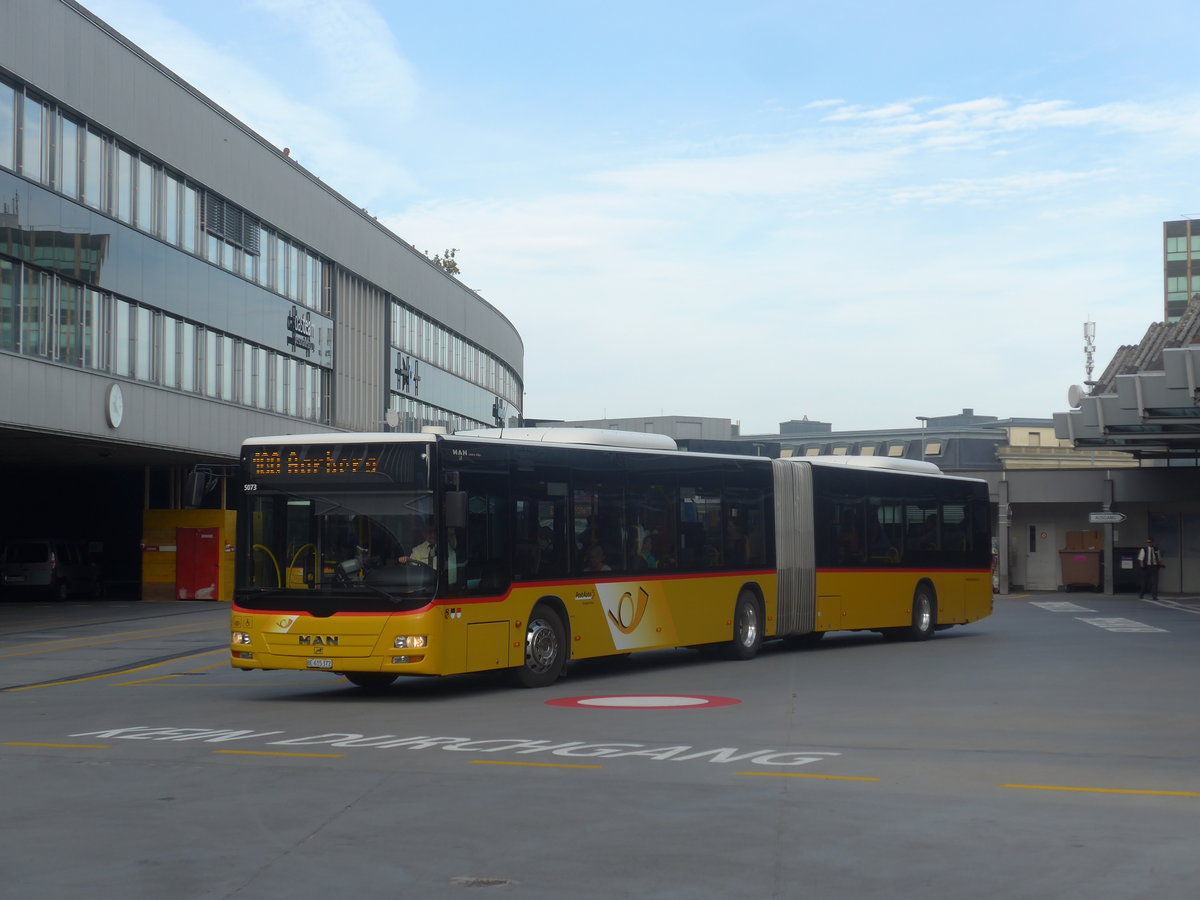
343,673 -> 398,689
723,590 -> 763,660
886,585 -> 937,641
514,604 -> 566,688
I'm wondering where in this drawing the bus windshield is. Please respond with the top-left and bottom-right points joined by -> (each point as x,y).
240,487 -> 438,610
237,440 -> 442,611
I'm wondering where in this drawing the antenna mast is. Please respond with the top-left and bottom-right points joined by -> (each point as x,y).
1083,320 -> 1096,384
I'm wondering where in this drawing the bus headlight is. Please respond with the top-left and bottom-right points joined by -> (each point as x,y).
394,635 -> 428,649
232,631 -> 252,645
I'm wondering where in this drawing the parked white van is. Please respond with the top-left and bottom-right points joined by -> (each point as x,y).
0,540 -> 101,600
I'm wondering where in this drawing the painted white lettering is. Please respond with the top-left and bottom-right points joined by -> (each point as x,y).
600,746 -> 694,761
671,748 -> 767,763
69,726 -> 184,741
441,739 -> 542,753
512,741 -> 589,755
553,743 -> 644,758
202,730 -> 286,743
366,736 -> 471,750
152,729 -> 228,741
326,735 -> 409,748
269,733 -> 363,746
70,727 -> 160,739
749,752 -> 841,766
371,736 -> 440,749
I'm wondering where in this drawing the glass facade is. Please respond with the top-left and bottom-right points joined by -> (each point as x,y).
1163,220 -> 1200,322
0,71 -> 522,433
0,255 -> 327,418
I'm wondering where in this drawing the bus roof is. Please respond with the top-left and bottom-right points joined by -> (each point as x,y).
793,455 -> 944,475
455,427 -> 678,451
240,428 -> 679,451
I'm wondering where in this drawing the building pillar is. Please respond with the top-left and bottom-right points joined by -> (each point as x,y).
1102,473 -> 1115,596
997,478 -> 1011,594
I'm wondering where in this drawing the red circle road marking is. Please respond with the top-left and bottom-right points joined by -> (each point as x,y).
545,695 -> 740,709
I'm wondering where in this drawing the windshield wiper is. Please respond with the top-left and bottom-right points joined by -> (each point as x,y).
352,582 -> 400,603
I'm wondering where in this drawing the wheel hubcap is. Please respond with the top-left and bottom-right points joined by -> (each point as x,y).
738,602 -> 759,647
916,595 -> 931,631
525,619 -> 559,673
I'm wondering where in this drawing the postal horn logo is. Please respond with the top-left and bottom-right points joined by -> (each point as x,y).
607,586 -> 650,634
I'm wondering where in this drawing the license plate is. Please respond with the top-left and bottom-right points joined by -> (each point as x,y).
5,575 -> 25,583
306,658 -> 334,669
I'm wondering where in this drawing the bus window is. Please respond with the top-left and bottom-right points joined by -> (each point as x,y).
449,471 -> 509,594
626,479 -> 677,572
573,479 -> 626,574
680,485 -> 722,569
830,498 -> 864,566
725,486 -> 769,568
904,498 -> 940,563
867,501 -> 902,565
512,475 -> 568,580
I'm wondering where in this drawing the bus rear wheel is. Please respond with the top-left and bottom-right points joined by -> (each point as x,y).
343,673 -> 398,689
513,605 -> 566,688
885,585 -> 937,641
722,591 -> 763,660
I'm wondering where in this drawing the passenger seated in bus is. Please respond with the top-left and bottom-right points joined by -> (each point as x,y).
838,513 -> 862,564
724,519 -> 749,566
582,544 -> 612,573
635,535 -> 658,570
866,521 -> 898,563
906,515 -> 939,551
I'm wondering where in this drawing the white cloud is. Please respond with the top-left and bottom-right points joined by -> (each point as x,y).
249,0 -> 417,116
78,0 -> 418,202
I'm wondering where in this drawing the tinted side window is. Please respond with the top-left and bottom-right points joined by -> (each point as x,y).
512,472 -> 569,581
679,484 -> 722,569
573,478 -> 625,575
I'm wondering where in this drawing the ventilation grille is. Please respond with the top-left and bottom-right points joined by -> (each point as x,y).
204,194 -> 261,255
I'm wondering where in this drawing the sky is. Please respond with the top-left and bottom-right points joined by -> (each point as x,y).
77,0 -> 1200,434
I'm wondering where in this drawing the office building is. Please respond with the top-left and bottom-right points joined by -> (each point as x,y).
0,0 -> 524,592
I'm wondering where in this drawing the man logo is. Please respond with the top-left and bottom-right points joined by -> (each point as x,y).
607,586 -> 650,635
298,635 -> 339,646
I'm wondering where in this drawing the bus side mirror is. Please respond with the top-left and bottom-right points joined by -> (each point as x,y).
445,491 -> 468,529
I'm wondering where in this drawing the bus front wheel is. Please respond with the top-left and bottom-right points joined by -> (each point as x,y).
514,605 -> 566,688
723,591 -> 763,660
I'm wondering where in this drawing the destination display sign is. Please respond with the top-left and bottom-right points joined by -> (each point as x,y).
242,444 -> 424,486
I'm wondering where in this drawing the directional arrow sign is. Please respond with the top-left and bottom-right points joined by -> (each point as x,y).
1088,511 -> 1127,525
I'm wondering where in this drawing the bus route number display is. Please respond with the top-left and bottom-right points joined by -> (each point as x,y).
247,447 -> 380,477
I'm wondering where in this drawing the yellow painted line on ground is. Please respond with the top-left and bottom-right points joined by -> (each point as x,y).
117,656 -> 228,685
0,622 -> 221,659
1002,783 -> 1200,798
737,771 -> 880,781
213,750 -> 344,759
5,650 -> 225,691
4,742 -> 108,750
471,760 -> 603,770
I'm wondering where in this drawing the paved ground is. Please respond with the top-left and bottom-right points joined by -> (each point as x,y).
4,589 -> 1199,899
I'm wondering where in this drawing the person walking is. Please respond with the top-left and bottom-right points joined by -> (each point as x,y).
1138,537 -> 1163,600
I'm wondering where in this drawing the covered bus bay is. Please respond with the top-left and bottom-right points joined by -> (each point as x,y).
0,420 -> 237,600
988,466 -> 1200,595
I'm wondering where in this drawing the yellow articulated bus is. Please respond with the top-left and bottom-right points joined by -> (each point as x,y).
231,428 -> 992,688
